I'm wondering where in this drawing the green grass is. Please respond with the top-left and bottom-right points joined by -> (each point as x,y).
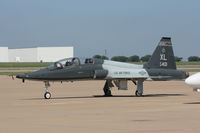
0,72 -> 29,76
177,65 -> 200,68
176,62 -> 200,65
131,62 -> 144,65
132,61 -> 200,66
179,69 -> 200,72
132,61 -> 200,65
0,62 -> 51,68
0,62 -> 199,68
0,62 -> 200,75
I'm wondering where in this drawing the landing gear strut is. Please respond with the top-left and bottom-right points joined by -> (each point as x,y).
44,81 -> 51,99
103,80 -> 113,96
135,79 -> 144,97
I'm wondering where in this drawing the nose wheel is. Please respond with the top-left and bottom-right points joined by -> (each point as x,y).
44,92 -> 51,99
44,81 -> 51,99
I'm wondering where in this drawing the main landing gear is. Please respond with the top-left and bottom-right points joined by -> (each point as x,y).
135,79 -> 144,97
103,80 -> 114,96
103,79 -> 144,97
44,81 -> 51,99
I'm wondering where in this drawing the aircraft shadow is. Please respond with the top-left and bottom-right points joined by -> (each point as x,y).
22,93 -> 186,100
184,102 -> 200,104
143,94 -> 186,97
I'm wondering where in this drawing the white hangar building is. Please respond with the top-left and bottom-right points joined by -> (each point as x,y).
0,47 -> 74,62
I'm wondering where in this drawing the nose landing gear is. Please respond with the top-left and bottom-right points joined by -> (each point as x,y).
44,81 -> 51,99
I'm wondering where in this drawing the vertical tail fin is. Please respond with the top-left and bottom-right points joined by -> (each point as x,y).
144,37 -> 176,69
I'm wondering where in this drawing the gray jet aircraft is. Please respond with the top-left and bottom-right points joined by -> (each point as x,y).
16,37 -> 189,99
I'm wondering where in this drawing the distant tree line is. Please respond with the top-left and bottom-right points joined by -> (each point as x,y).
188,56 -> 200,62
93,54 -> 200,62
93,54 -> 151,62
93,55 -> 109,60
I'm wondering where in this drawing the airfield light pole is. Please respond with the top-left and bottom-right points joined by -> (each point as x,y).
104,49 -> 107,56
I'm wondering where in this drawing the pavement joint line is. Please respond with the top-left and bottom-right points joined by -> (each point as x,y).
120,128 -> 200,133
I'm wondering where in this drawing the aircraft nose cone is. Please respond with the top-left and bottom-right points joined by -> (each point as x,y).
185,76 -> 192,85
185,72 -> 200,87
16,73 -> 28,79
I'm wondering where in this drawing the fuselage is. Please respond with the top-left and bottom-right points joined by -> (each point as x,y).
16,58 -> 188,81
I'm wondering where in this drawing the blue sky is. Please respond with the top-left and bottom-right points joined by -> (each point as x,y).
0,0 -> 199,60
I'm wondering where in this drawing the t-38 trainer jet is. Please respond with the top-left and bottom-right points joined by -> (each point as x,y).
16,37 -> 189,99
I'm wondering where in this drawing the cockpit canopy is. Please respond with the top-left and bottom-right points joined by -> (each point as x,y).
48,57 -> 95,70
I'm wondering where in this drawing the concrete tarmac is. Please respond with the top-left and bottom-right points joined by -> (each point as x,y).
0,76 -> 200,133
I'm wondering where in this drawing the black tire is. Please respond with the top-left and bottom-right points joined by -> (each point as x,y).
44,92 -> 51,99
104,89 -> 112,97
135,90 -> 142,97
